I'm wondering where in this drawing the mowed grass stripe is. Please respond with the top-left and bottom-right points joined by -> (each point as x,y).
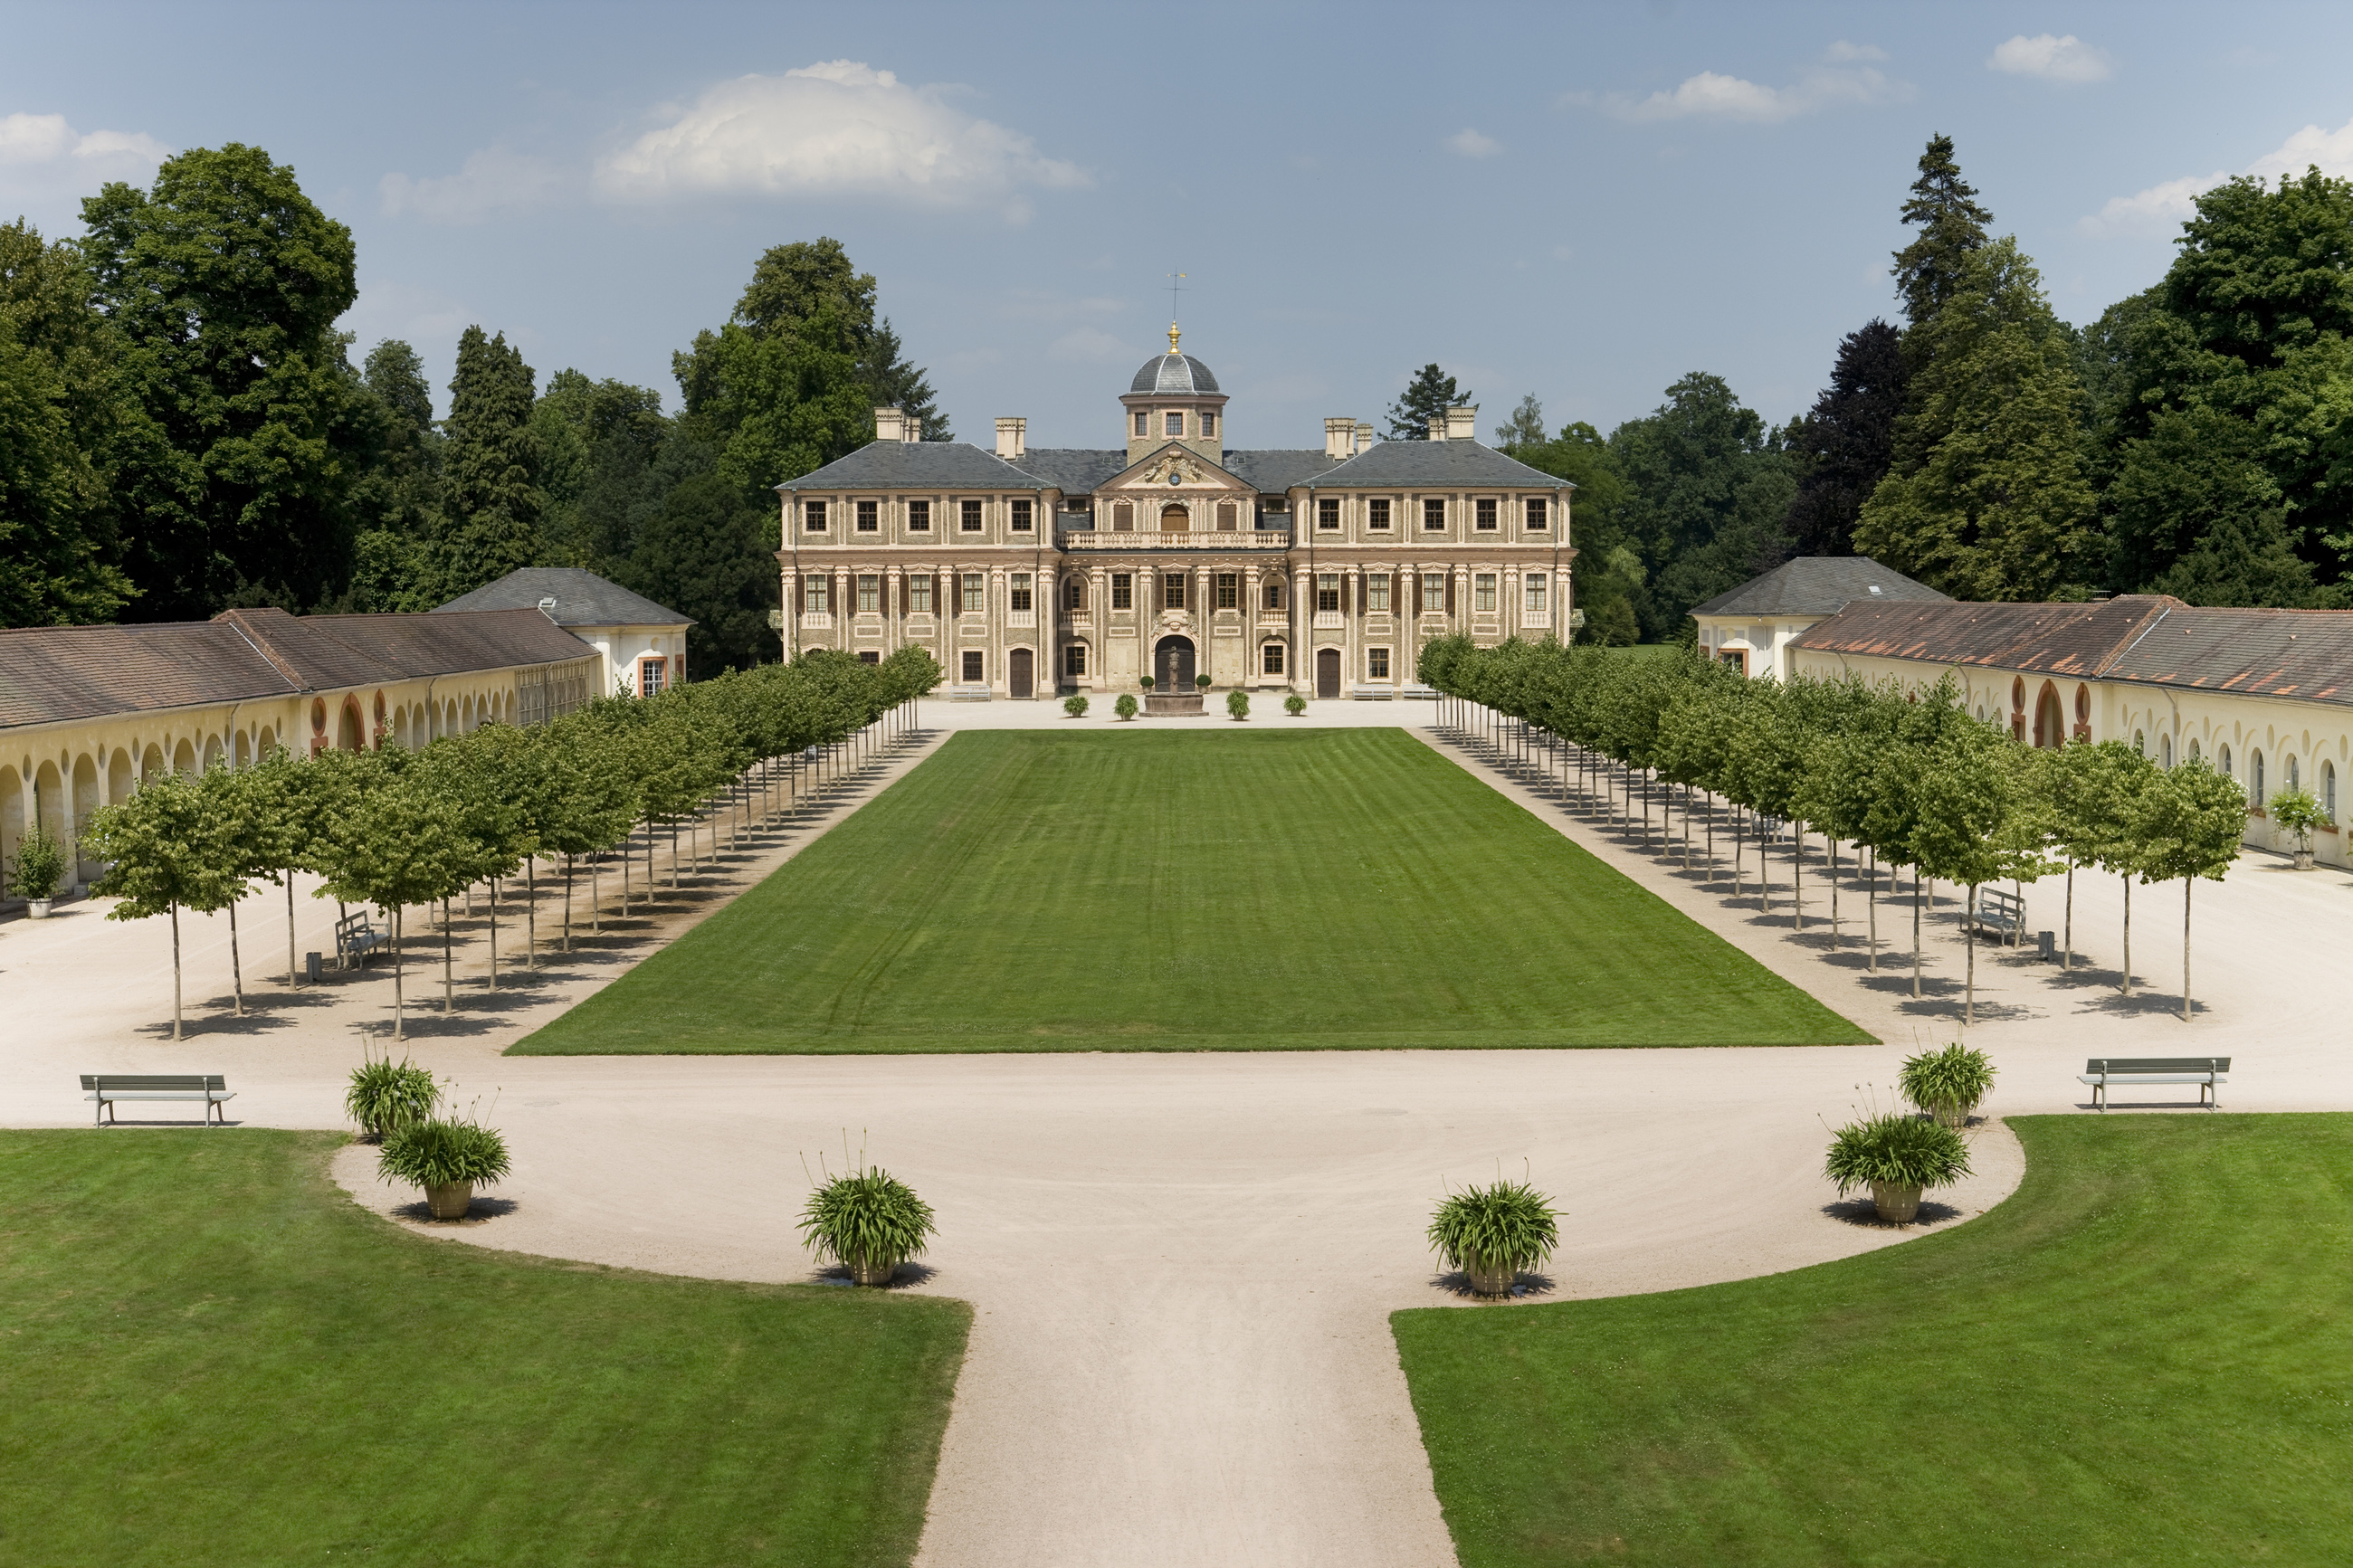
513,728 -> 1869,1054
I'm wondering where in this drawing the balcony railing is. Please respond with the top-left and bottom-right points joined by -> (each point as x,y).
1057,527 -> 1293,551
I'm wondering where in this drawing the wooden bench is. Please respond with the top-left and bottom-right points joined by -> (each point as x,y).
336,911 -> 388,969
1971,886 -> 2024,944
81,1074 -> 234,1126
2079,1057 -> 2230,1111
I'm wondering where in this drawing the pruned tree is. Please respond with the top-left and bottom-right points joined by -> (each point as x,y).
84,772 -> 241,1041
2132,758 -> 2249,1022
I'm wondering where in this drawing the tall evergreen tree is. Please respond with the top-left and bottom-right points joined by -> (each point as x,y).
81,144 -> 364,618
860,317 -> 950,441
1385,363 -> 1470,441
1609,373 -> 1796,639
1892,135 -> 1993,330
1492,394 -> 1548,451
532,368 -> 669,570
341,339 -> 447,612
438,326 -> 542,598
623,442 -> 774,677
1783,320 -> 1907,557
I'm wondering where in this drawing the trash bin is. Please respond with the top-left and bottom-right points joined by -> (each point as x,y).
306,950 -> 325,984
2035,930 -> 2055,962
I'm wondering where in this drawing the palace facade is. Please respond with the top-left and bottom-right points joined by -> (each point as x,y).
775,332 -> 1577,698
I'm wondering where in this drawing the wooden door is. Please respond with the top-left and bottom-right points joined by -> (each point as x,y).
1316,647 -> 1341,698
1009,648 -> 1034,698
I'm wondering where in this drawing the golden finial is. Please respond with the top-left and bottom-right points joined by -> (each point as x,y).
1168,321 -> 1181,355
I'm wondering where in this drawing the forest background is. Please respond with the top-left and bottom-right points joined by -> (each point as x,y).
9,136 -> 2353,668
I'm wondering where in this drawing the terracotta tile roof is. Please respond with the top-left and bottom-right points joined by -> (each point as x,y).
1795,594 -> 2353,708
0,608 -> 593,732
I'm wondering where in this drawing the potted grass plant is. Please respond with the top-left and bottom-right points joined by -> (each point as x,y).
9,826 -> 69,917
798,1161 -> 937,1287
1824,1113 -> 1970,1223
1227,689 -> 1250,720
379,1117 -> 511,1221
1428,1175 -> 1559,1297
1115,694 -> 1139,721
346,1055 -> 441,1141
1898,1043 -> 1996,1129
1063,694 -> 1090,717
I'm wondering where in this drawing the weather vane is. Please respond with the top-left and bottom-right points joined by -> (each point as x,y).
1167,271 -> 1186,317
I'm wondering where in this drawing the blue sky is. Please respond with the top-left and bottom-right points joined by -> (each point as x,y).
6,1 -> 2353,450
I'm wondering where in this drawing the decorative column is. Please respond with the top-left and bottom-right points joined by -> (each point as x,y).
988,566 -> 1007,695
1090,565 -> 1109,691
1453,565 -> 1471,634
1294,566 -> 1311,691
1243,565 -> 1262,687
884,565 -> 902,656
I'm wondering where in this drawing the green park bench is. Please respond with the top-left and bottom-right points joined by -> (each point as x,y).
80,1074 -> 235,1126
2079,1057 -> 2229,1111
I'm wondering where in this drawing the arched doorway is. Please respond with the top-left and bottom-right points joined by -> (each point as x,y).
1160,503 -> 1190,533
1008,648 -> 1034,699
1154,635 -> 1195,691
338,698 -> 364,752
1316,647 -> 1342,698
2033,682 -> 2064,748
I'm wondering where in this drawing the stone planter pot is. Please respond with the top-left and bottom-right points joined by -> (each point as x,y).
424,1181 -> 474,1221
849,1252 -> 899,1288
27,899 -> 52,920
2294,848 -> 2315,870
1871,1181 -> 1923,1223
1462,1256 -> 1519,1297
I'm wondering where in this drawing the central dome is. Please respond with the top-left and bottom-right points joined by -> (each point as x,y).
1130,351 -> 1219,394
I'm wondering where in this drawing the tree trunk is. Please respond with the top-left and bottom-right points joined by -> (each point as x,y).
1965,884 -> 1978,1025
393,906 -> 405,1041
2121,876 -> 2132,997
1867,849 -> 1878,973
2183,879 -> 2193,1024
1733,811 -> 1743,898
525,858 -> 536,970
671,823 -> 680,889
2063,863 -> 2074,970
1830,838 -> 1841,947
170,900 -> 184,1042
287,879 -> 299,987
1911,870 -> 1922,999
442,898 -> 454,1012
563,855 -> 574,953
591,851 -> 602,933
620,833 -> 630,917
228,896 -> 244,1015
1758,814 -> 1770,915
487,877 -> 499,992
1792,824 -> 1803,931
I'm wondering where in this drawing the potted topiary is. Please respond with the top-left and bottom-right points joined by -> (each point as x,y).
1138,675 -> 1155,693
799,1161 -> 937,1287
1195,673 -> 1212,693
1283,693 -> 1307,717
10,825 -> 69,917
1897,1043 -> 1996,1129
2268,786 -> 2329,870
1227,689 -> 1250,720
379,1117 -> 511,1221
1428,1175 -> 1559,1297
1063,694 -> 1089,717
346,1055 -> 441,1141
1115,694 -> 1139,721
1824,1113 -> 1970,1223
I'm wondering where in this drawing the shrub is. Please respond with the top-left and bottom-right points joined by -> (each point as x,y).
1824,1114 -> 1970,1196
1284,694 -> 1308,717
799,1164 -> 937,1272
1195,673 -> 1212,690
1428,1178 -> 1560,1273
1227,689 -> 1250,720
2269,787 -> 2330,851
379,1118 -> 512,1189
1139,675 -> 1156,691
1062,694 -> 1089,717
1115,694 -> 1139,721
346,1056 -> 440,1140
1898,1043 -> 1996,1127
8,826 -> 70,901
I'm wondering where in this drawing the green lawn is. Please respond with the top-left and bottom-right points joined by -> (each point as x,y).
0,1131 -> 968,1567
1392,1114 -> 2353,1567
513,729 -> 1867,1054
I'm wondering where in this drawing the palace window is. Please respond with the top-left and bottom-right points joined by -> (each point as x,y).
1525,573 -> 1547,612
2326,760 -> 2339,818
804,500 -> 827,532
856,500 -> 878,532
909,575 -> 933,614
1318,498 -> 1340,531
1367,498 -> 1390,531
1422,572 -> 1447,612
1525,498 -> 1548,531
1215,502 -> 1237,531
1113,502 -> 1134,531
1264,578 -> 1283,610
857,575 -> 880,613
1367,574 -> 1390,613
1112,573 -> 1133,609
858,651 -> 880,665
961,573 -> 986,613
640,656 -> 667,695
1367,647 -> 1390,679
805,575 -> 830,613
1011,499 -> 1034,532
1474,574 -> 1497,613
1165,411 -> 1185,436
1262,643 -> 1286,675
960,499 -> 984,532
1216,573 -> 1238,609
1423,499 -> 1446,531
909,499 -> 931,532
1317,574 -> 1340,613
1065,576 -> 1086,610
1065,643 -> 1088,677
962,651 -> 985,682
1475,499 -> 1498,531
1134,411 -> 1148,436
1163,573 -> 1186,610
2253,749 -> 2267,805
1201,412 -> 1216,437
1010,574 -> 1033,613
2220,743 -> 2232,778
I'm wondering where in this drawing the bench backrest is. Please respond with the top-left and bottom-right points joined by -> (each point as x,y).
1981,887 -> 2022,908
81,1074 -> 227,1091
2083,1058 -> 2229,1075
337,913 -> 373,934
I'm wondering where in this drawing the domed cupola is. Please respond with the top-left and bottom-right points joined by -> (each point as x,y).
1120,324 -> 1230,465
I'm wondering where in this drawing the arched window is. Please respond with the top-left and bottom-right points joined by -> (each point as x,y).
2034,683 -> 2065,748
2134,728 -> 2146,755
2286,755 -> 2300,793
2325,760 -> 2339,819
2252,749 -> 2265,805
2160,734 -> 2173,768
2188,737 -> 2201,765
2219,743 -> 2232,779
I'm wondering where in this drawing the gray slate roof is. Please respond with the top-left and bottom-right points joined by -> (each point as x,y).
434,567 -> 691,628
1300,439 -> 1575,489
1130,352 -> 1220,394
1689,556 -> 1949,620
1014,448 -> 1129,494
776,441 -> 1048,492
1223,449 -> 1340,493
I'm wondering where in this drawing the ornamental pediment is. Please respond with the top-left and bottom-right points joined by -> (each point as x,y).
1105,443 -> 1252,492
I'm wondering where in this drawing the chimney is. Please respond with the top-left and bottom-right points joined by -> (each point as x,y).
1427,413 -> 1448,442
1325,417 -> 1357,460
1354,423 -> 1374,455
995,416 -> 1027,460
1444,404 -> 1477,442
901,415 -> 922,442
873,405 -> 904,443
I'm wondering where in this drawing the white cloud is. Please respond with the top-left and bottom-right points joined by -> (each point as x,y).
1444,127 -> 1501,158
2082,114 -> 2353,236
0,112 -> 168,228
1571,47 -> 1909,125
1988,34 -> 2111,83
379,147 -> 567,223
1047,327 -> 1140,365
595,62 -> 1084,219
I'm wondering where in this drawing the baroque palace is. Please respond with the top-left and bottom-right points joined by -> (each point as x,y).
776,330 -> 1577,698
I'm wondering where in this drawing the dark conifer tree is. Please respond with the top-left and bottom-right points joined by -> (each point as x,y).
438,326 -> 542,598
1892,134 -> 1994,330
1784,320 -> 1908,556
1385,363 -> 1471,441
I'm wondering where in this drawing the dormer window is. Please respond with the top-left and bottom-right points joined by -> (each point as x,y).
1164,411 -> 1185,436
1201,412 -> 1216,437
1134,411 -> 1148,436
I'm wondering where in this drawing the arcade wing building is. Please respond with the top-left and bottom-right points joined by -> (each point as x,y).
776,330 -> 1577,698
